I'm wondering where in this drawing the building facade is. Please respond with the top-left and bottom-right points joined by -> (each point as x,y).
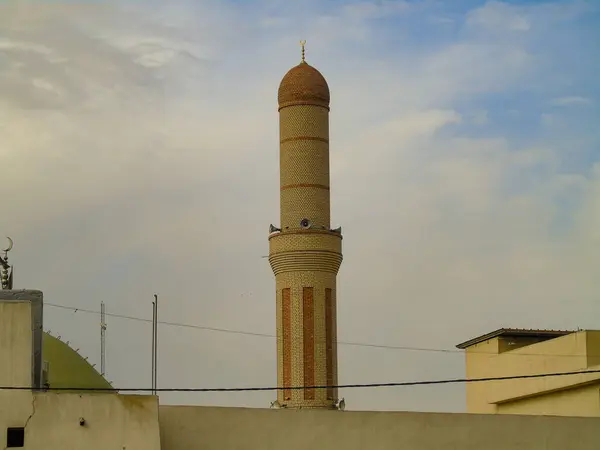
2,290 -> 600,450
457,328 -> 600,416
268,48 -> 343,409
0,289 -> 160,450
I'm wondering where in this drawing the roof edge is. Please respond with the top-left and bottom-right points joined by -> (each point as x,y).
456,328 -> 575,350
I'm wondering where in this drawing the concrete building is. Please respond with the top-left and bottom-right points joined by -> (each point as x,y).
0,289 -> 160,450
457,328 -> 600,416
268,43 -> 343,409
1,46 -> 600,450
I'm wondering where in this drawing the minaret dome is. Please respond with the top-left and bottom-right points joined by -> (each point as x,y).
277,62 -> 330,111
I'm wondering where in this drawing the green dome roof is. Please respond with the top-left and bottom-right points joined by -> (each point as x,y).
42,332 -> 113,392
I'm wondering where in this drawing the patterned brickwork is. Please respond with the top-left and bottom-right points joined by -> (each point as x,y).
275,282 -> 283,401
280,104 -> 330,231
330,288 -> 338,403
281,188 -> 330,230
281,183 -> 329,191
275,272 -> 338,408
282,288 -> 292,401
279,106 -> 329,141
280,140 -> 329,187
269,231 -> 343,276
280,136 -> 328,144
325,288 -> 334,401
303,287 -> 315,400
272,62 -> 341,409
269,250 -> 342,275
269,231 -> 342,253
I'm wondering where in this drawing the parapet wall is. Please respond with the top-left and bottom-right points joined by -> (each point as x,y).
0,289 -> 43,389
159,405 -> 600,450
25,393 -> 161,450
0,391 -> 160,450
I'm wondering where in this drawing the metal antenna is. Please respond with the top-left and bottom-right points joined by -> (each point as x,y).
151,298 -> 155,395
155,294 -> 158,394
100,302 -> 107,376
151,294 -> 159,395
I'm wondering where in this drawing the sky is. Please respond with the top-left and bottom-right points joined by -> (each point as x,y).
0,0 -> 599,412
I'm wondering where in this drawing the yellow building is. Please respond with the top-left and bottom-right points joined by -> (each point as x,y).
457,328 -> 600,416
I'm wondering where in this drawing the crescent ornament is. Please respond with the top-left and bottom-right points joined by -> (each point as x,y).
3,237 -> 13,253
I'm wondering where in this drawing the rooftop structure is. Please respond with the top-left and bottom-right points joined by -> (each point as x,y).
457,327 -> 600,416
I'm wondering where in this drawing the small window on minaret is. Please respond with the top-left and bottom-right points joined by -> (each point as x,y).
6,427 -> 25,447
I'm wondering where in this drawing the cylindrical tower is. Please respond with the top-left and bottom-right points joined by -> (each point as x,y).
268,46 -> 343,409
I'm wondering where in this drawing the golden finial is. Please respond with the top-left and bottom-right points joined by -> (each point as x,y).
300,40 -> 306,63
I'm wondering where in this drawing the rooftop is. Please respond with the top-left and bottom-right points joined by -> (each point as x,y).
456,328 -> 575,349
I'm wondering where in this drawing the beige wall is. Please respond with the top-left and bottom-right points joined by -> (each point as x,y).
464,338 -> 500,413
0,392 -> 161,450
0,300 -> 32,388
464,331 -> 600,415
498,384 -> 600,417
159,406 -> 600,450
586,331 -> 600,367
0,293 -> 161,449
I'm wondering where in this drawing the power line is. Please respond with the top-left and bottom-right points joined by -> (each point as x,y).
46,302 -> 273,338
45,302 -> 463,352
2,368 -> 599,392
44,302 -> 591,358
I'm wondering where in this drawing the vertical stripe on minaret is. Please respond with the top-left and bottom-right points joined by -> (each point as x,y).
269,45 -> 343,409
282,288 -> 292,400
303,287 -> 315,400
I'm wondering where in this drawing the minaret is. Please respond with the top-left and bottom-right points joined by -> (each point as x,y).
268,42 -> 343,409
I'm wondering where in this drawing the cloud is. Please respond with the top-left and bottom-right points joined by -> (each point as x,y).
342,0 -> 411,20
466,1 -> 531,32
551,96 -> 593,106
0,0 -> 599,413
470,110 -> 489,125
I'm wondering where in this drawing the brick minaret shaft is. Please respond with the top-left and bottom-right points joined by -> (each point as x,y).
269,49 -> 343,409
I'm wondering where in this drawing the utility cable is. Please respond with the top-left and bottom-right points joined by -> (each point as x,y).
44,302 -> 590,358
1,368 -> 599,392
46,302 -> 273,338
